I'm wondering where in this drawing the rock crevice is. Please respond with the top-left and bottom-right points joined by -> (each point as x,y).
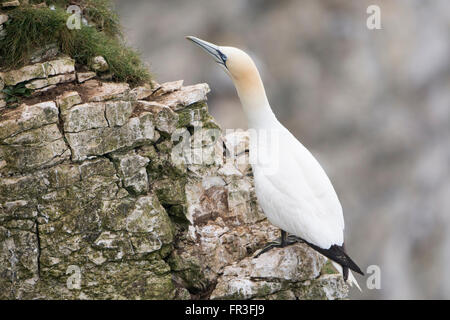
0,56 -> 348,300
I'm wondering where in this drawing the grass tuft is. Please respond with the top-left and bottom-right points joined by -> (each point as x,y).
44,0 -> 122,37
0,2 -> 151,85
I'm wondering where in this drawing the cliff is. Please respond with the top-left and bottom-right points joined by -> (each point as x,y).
0,1 -> 348,300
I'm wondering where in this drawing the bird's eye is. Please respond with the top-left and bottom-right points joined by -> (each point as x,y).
219,52 -> 227,65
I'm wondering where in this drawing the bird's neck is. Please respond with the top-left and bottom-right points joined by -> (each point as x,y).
232,67 -> 278,129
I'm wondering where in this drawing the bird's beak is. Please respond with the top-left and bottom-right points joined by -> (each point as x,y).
186,36 -> 227,67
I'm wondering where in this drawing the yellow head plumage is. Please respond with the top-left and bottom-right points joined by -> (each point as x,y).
186,36 -> 270,117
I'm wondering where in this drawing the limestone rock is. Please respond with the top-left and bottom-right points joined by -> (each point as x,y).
90,56 -> 109,72
76,71 -> 96,83
223,130 -> 251,175
0,56 -> 75,86
34,84 -> 57,93
45,56 -> 75,76
133,100 -> 178,134
0,24 -> 5,40
25,73 -> 76,90
0,14 -> 8,25
105,100 -> 133,127
152,80 -> 184,97
109,150 -> 150,194
223,130 -> 249,156
66,112 -> 158,161
56,91 -> 82,114
0,76 -> 347,299
294,274 -> 349,300
0,226 -> 39,298
129,84 -> 153,100
0,63 -> 46,86
2,1 -> 20,8
150,83 -> 210,111
63,102 -> 108,133
0,101 -> 59,140
175,99 -> 219,130
0,124 -> 70,174
210,245 -> 330,299
81,80 -> 130,102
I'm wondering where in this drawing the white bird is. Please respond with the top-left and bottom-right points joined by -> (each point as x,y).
186,36 -> 364,289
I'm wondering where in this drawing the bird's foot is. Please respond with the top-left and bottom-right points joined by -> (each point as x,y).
253,235 -> 302,258
286,235 -> 304,243
253,241 -> 283,258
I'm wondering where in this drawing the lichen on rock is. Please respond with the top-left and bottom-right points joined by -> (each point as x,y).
0,73 -> 348,299
0,1 -> 348,300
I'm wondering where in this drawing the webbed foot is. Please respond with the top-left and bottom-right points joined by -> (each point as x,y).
254,231 -> 302,258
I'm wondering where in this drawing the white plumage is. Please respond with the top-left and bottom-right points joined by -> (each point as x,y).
187,36 -> 362,290
252,125 -> 344,249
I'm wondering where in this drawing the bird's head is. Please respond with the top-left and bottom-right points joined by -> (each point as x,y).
186,36 -> 260,90
186,36 -> 270,119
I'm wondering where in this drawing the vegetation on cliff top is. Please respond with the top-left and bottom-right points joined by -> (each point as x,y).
0,1 -> 150,85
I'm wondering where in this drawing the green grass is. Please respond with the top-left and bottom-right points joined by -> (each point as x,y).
83,0 -> 122,38
44,0 -> 122,37
0,2 -> 151,85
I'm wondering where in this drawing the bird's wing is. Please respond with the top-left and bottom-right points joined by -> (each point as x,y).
254,128 -> 344,249
287,129 -> 345,229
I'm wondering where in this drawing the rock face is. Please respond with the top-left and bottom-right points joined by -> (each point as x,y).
0,56 -> 75,87
0,61 -> 347,300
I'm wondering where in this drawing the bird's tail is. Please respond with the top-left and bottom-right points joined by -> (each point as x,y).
331,261 -> 362,292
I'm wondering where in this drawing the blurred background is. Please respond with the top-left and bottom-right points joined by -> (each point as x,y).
113,0 -> 450,299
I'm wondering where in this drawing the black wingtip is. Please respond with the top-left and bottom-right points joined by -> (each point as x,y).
337,246 -> 364,276
352,263 -> 365,276
343,266 -> 349,281
303,240 -> 364,276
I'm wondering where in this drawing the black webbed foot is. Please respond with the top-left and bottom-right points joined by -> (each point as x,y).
253,230 -> 302,258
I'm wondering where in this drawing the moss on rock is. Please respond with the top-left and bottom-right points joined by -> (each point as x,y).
0,2 -> 150,85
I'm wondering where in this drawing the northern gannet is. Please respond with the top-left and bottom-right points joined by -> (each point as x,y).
186,36 -> 364,289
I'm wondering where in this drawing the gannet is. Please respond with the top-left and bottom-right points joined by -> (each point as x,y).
186,36 -> 364,289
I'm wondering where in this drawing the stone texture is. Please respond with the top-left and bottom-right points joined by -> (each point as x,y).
293,274 -> 349,300
152,80 -> 184,97
0,13 -> 8,25
0,24 -> 5,40
0,75 -> 347,299
0,101 -> 59,140
0,124 -> 70,173
133,100 -> 178,134
0,64 -> 46,86
2,1 -> 20,7
210,245 -> 326,299
56,91 -> 82,114
25,73 -> 75,90
66,112 -> 158,161
105,101 -> 133,127
125,1 -> 450,300
129,84 -> 153,100
44,56 -> 75,76
81,80 -> 130,102
63,102 -> 108,133
90,56 -> 109,72
109,150 -> 149,194
76,71 -> 96,83
0,56 -> 75,86
150,83 -> 210,111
